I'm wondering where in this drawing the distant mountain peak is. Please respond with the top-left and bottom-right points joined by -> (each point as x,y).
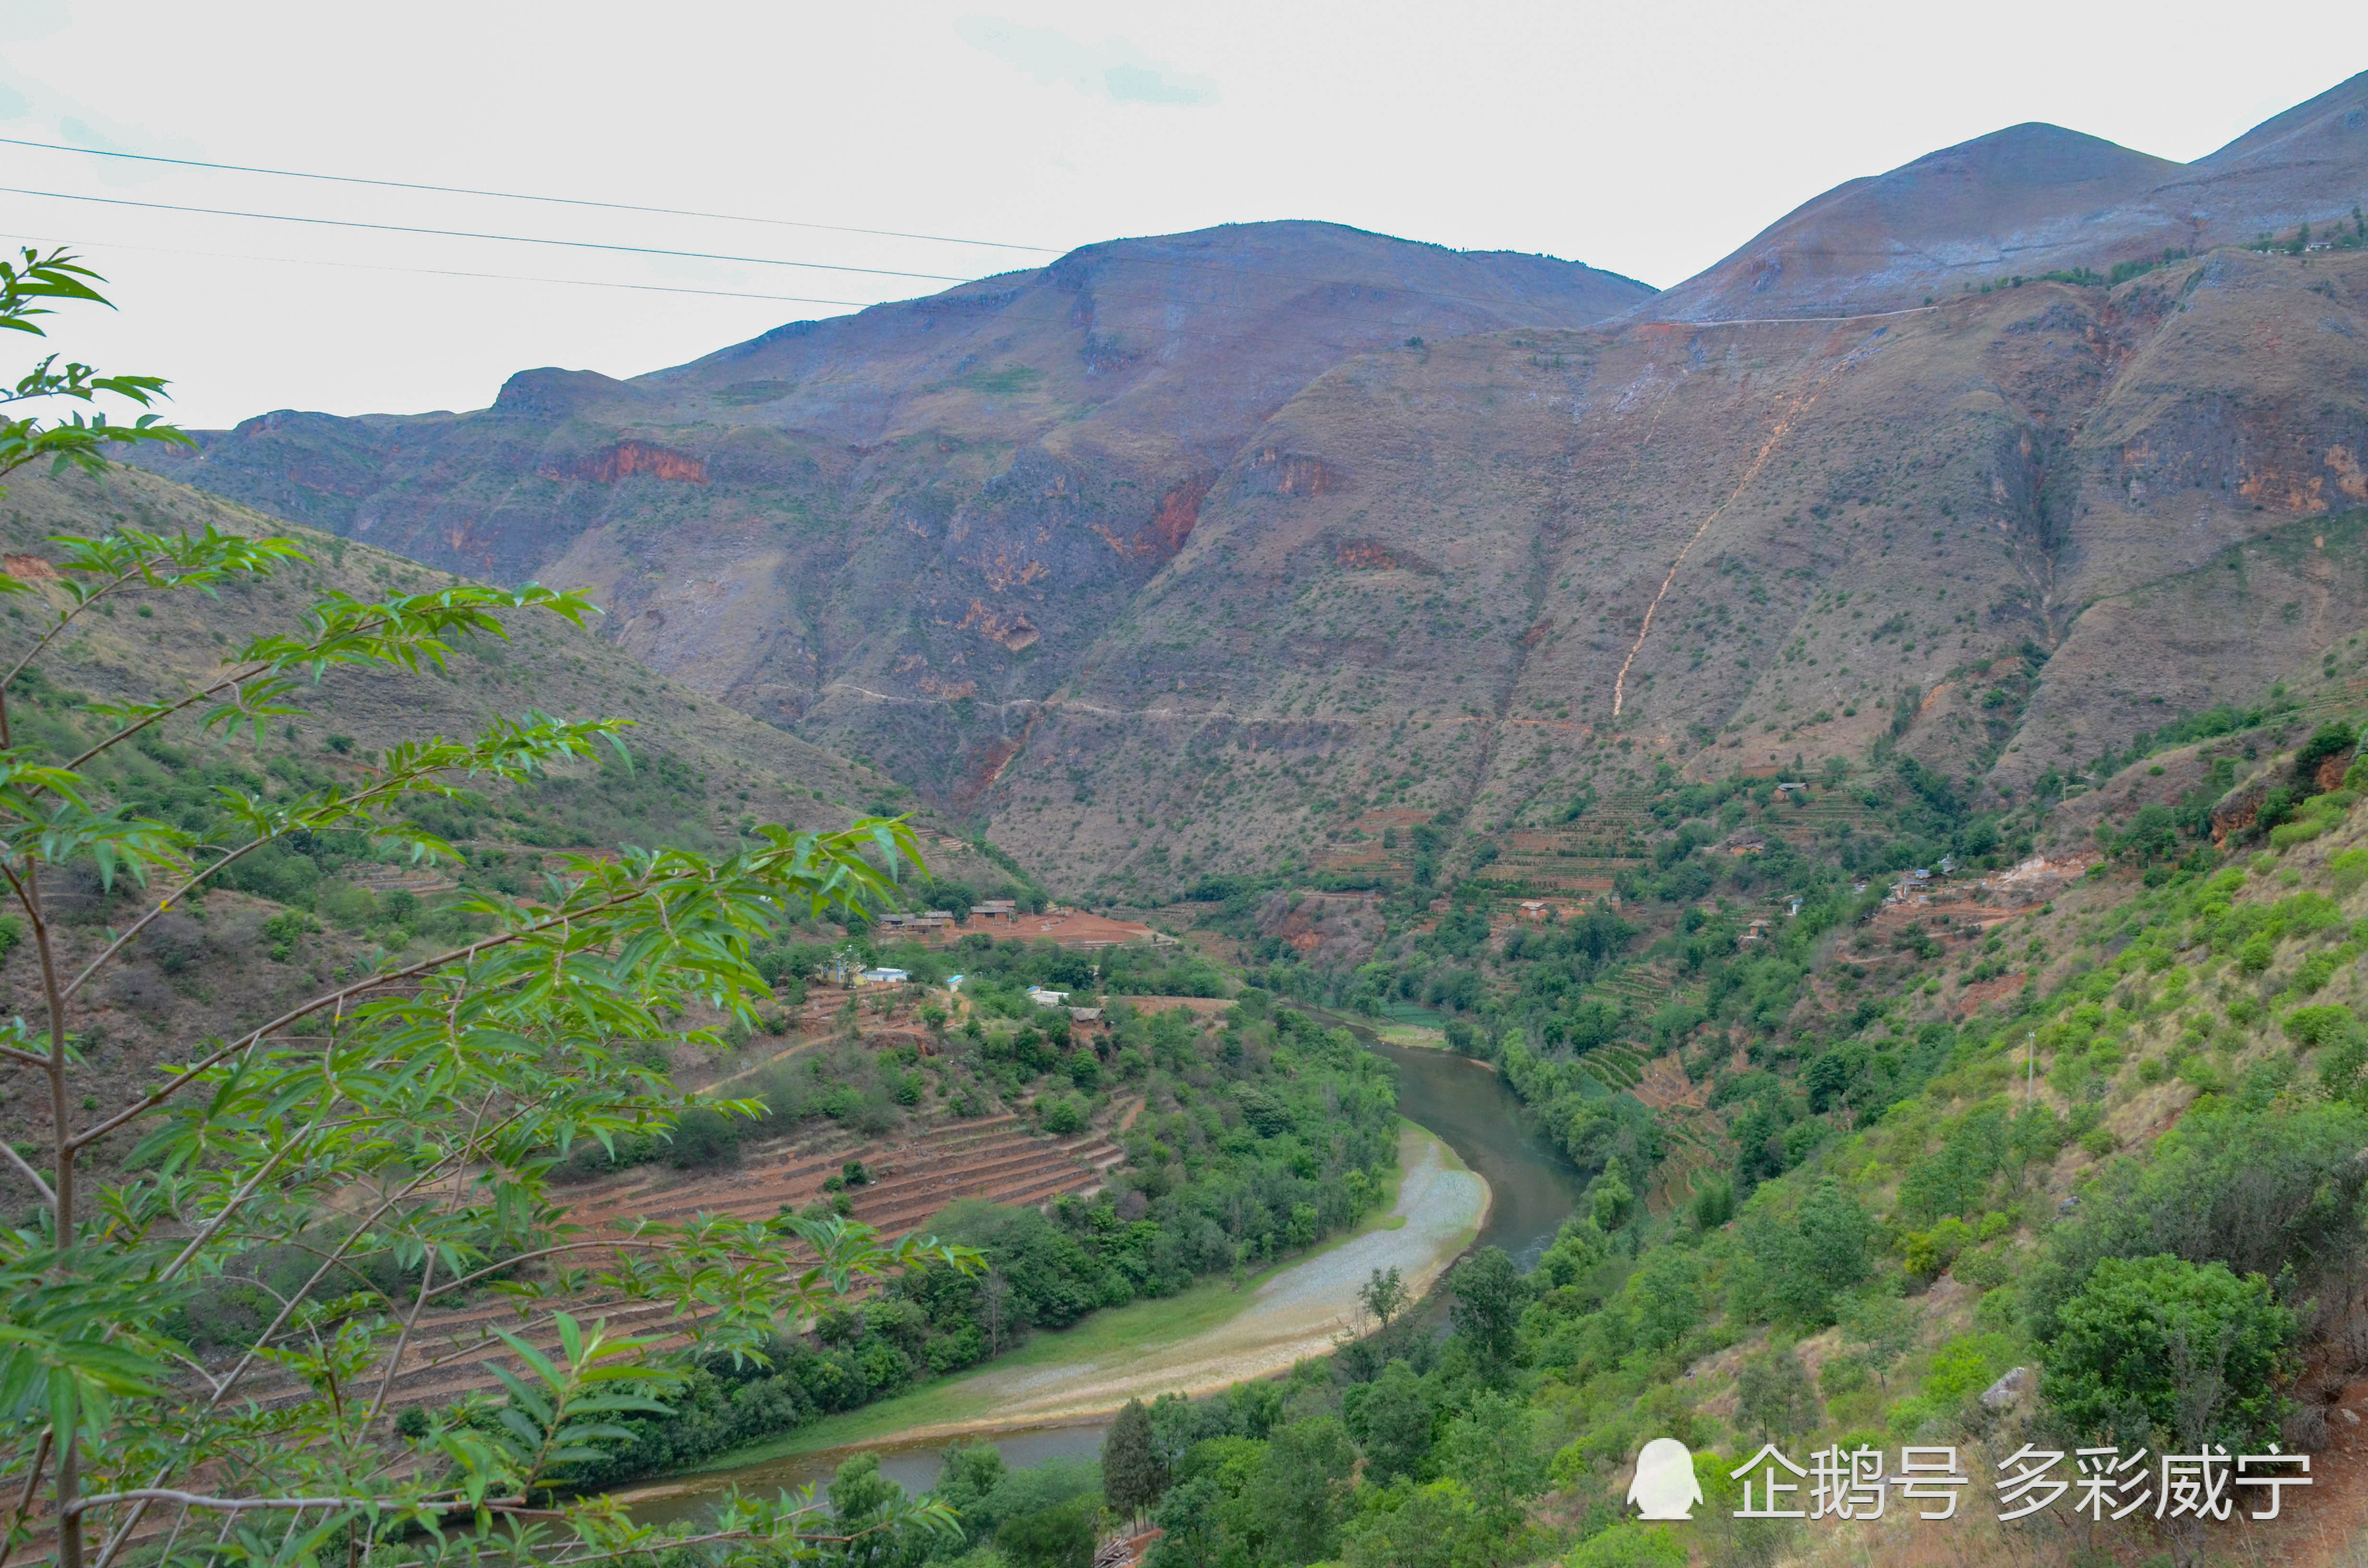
1640,76 -> 2365,323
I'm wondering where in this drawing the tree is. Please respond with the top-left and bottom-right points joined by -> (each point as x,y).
1358,1264 -> 1410,1332
1344,1360 -> 1434,1483
0,262 -> 978,1568
2294,720 -> 2359,786
1736,1347 -> 1819,1443
1838,1291 -> 1918,1390
931,1441 -> 1008,1546
1103,1397 -> 1168,1527
1751,1179 -> 1874,1327
997,1494 -> 1099,1568
0,248 -> 190,488
1590,1156 -> 1637,1232
1237,1417 -> 1357,1567
1438,1392 -> 1547,1544
1450,1246 -> 1525,1379
2043,1253 -> 2298,1451
1627,1246 -> 1705,1353
825,1455 -> 931,1568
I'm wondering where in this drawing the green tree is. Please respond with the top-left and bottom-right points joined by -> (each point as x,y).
1751,1178 -> 1875,1327
2294,720 -> 2359,785
997,1494 -> 1099,1568
0,248 -> 190,488
1344,1359 -> 1434,1482
1103,1397 -> 1168,1526
1146,1476 -> 1226,1568
1238,1417 -> 1357,1566
1628,1246 -> 1705,1353
0,265 -> 977,1568
1358,1263 -> 1411,1332
1438,1391 -> 1547,1546
1736,1347 -> 1819,1443
1590,1155 -> 1637,1231
826,1454 -> 932,1568
931,1440 -> 1010,1548
1450,1246 -> 1525,1379
2043,1253 -> 2298,1450
1838,1291 -> 1918,1390
1339,1479 -> 1487,1568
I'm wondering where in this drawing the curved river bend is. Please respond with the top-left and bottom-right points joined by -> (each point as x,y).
628,1036 -> 1584,1518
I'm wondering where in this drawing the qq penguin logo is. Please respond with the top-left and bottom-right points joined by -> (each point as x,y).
1628,1438 -> 1703,1521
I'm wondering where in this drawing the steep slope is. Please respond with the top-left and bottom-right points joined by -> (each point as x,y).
113,80 -> 2368,903
1641,70 -> 2368,322
128,221 -> 1653,808
980,245 -> 2368,898
0,463 -> 1010,879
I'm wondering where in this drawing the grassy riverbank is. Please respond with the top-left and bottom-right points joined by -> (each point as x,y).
682,1121 -> 1472,1471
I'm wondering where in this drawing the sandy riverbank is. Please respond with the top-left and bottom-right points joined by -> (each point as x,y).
668,1121 -> 1488,1471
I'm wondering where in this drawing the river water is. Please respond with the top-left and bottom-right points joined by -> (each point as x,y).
626,1031 -> 1584,1518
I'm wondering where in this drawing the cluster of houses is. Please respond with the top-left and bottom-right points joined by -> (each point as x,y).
872,899 -> 1023,940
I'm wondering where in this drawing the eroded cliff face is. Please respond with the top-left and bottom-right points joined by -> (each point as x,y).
116,84 -> 2368,899
970,248 -> 2368,898
133,221 -> 1653,810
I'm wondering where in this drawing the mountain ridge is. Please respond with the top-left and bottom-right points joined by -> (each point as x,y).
1639,69 -> 2368,324
118,77 -> 2368,901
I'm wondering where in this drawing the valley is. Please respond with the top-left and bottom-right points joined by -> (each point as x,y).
6,56 -> 2368,1568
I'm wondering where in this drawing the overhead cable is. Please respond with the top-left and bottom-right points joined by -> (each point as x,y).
0,187 -> 978,281
0,135 -> 1060,254
0,230 -> 875,307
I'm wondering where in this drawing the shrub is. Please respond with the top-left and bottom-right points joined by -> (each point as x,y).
2285,1004 -> 2361,1053
2043,1254 -> 2296,1450
2270,818 -> 2326,849
2294,721 -> 2360,784
1923,1331 -> 2016,1405
259,909 -> 316,961
1566,1525 -> 1687,1568
665,1106 -> 743,1169
2027,1101 -> 2368,1338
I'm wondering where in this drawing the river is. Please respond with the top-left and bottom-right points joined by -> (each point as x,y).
625,1029 -> 1585,1519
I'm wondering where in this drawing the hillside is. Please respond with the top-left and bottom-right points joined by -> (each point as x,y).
991,245 -> 2368,900
0,463 -> 1038,1157
1017,635 -> 2368,1568
123,221 -> 1652,811
112,80 -> 2368,910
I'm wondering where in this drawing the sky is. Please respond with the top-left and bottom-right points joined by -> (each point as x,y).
2,1 -> 2363,428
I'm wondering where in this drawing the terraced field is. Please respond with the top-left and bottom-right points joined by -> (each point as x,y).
1311,809 -> 1435,881
219,1114 -> 1129,1421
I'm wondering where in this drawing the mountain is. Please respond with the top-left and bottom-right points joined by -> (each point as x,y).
982,244 -> 2368,896
124,79 -> 2368,901
1641,70 -> 2368,322
0,462 -> 1014,885
130,221 -> 1651,814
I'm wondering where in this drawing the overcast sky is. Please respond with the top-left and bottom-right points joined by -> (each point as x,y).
3,1 -> 2362,428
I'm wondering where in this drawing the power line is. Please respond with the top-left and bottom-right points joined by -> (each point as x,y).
0,187 -> 979,282
0,230 -> 876,308
0,135 -> 1061,255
